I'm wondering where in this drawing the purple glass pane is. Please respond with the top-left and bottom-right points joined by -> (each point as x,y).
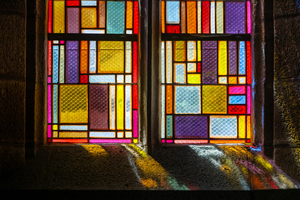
225,2 -> 245,34
89,85 -> 108,130
175,116 -> 208,138
67,8 -> 79,33
229,41 -> 237,75
66,41 -> 79,83
202,41 -> 217,84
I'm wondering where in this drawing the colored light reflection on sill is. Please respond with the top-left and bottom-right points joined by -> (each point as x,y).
89,139 -> 132,143
175,140 -> 208,144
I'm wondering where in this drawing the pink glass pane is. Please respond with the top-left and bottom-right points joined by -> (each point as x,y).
247,1 -> 251,34
162,139 -> 165,143
166,140 -> 173,143
67,8 -> 79,33
174,140 -> 208,144
48,77 -> 51,83
90,139 -> 132,143
48,85 -> 52,123
228,86 -> 246,94
247,86 -> 251,114
133,110 -> 138,137
47,125 -> 51,138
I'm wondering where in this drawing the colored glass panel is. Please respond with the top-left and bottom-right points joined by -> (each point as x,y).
125,85 -> 132,130
203,85 -> 227,114
82,1 -> 97,6
161,41 -> 165,83
247,86 -> 251,114
181,1 -> 186,33
175,86 -> 201,114
99,1 -> 106,28
59,132 -> 88,138
187,1 -> 196,33
80,41 -> 88,73
117,85 -> 124,130
66,41 -> 79,83
53,45 -> 59,83
161,85 -> 165,139
228,77 -> 237,84
187,63 -> 196,72
202,41 -> 217,84
59,45 -> 65,83
229,96 -> 246,104
47,41 -> 52,75
229,86 -> 246,94
247,41 -> 252,84
126,1 -> 133,29
48,1 -> 52,33
175,116 -> 207,138
53,85 -> 58,123
107,1 -> 125,34
161,1 -> 165,33
166,1 -> 180,24
216,1 -> 223,34
187,41 -> 196,61
210,116 -> 237,138
133,41 -> 138,83
202,1 -> 210,33
166,25 -> 180,33
225,2 -> 245,34
67,0 -> 80,6
239,41 -> 245,75
174,64 -> 186,83
166,41 -> 173,83
110,85 -> 115,130
67,8 -> 79,33
133,110 -> 138,137
229,41 -> 237,75
210,1 -> 215,34
239,116 -> 246,138
197,41 -> 201,61
247,1 -> 252,33
48,85 -> 52,123
228,105 -> 246,114
53,1 -> 65,33
166,85 -> 173,114
174,41 -> 185,61
98,41 -> 124,73
187,74 -> 201,84
133,1 -> 139,34
166,115 -> 173,138
197,1 -> 201,33
247,115 -> 251,139
81,8 -> 97,28
218,41 -> 227,75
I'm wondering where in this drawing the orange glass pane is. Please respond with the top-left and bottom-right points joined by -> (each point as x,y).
99,1 -> 105,28
187,1 -> 196,33
161,1 -> 165,33
166,85 -> 173,114
181,1 -> 186,33
80,41 -> 88,73
210,140 -> 245,144
126,1 -> 133,29
247,115 -> 251,139
81,8 -> 97,28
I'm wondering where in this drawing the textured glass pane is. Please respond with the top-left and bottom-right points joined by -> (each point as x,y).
90,41 -> 96,73
80,41 -> 88,73
98,41 -> 124,73
117,75 -> 124,83
218,41 -> 227,75
174,64 -> 185,83
247,1 -> 252,33
247,41 -> 252,84
161,1 -> 165,33
161,85 -> 165,138
82,1 -> 97,6
89,85 -> 108,130
166,41 -> 172,83
59,132 -> 88,138
60,126 -> 88,130
175,86 -> 200,114
197,1 -> 201,33
197,41 -> 201,61
82,30 -> 105,34
174,41 -> 185,61
216,1 -> 223,34
181,1 -> 186,33
229,41 -> 237,75
229,96 -> 246,104
239,41 -> 245,75
126,41 -> 132,73
67,8 -> 79,33
238,116 -> 246,138
161,41 -> 165,83
166,85 -> 172,114
59,45 -> 65,83
202,1 -> 210,33
125,85 -> 132,130
187,1 -> 196,33
53,85 -> 58,123
126,1 -> 133,29
60,85 -> 88,123
247,115 -> 251,139
53,46 -> 59,83
99,1 -> 105,28
53,1 -> 65,33
175,116 -> 207,138
187,74 -> 201,84
229,86 -> 246,94
81,8 -> 97,28
228,77 -> 237,84
225,2 -> 245,34
247,86 -> 251,114
166,1 -> 180,24
202,41 -> 217,84
202,85 -> 227,114
166,115 -> 173,138
187,63 -> 196,72
187,41 -> 196,61
117,85 -> 124,130
89,75 -> 115,83
66,41 -> 79,83
107,2 -> 125,34
210,116 -> 237,138
90,132 -> 115,138
110,86 -> 115,130
210,1 -> 215,33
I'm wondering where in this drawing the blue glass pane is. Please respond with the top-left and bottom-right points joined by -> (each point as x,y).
229,96 -> 246,104
239,41 -> 245,75
107,2 -> 125,34
175,64 -> 185,83
53,85 -> 58,123
53,46 -> 59,83
81,1 -> 97,6
90,41 -> 96,73
166,115 -> 173,138
210,116 -> 237,138
166,1 -> 180,24
175,86 -> 200,114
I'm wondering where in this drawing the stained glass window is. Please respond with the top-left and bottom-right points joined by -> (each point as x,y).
161,1 -> 252,144
47,0 -> 139,143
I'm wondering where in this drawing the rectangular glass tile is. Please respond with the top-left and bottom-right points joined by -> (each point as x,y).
187,1 -> 196,33
238,116 -> 246,138
181,1 -> 186,33
197,41 -> 201,61
161,1 -> 165,33
67,8 -> 79,33
239,41 -> 245,75
81,1 -> 97,6
229,41 -> 237,75
166,1 -> 180,24
98,41 -> 124,73
218,41 -> 227,75
133,1 -> 139,34
175,86 -> 201,114
187,41 -> 196,61
89,75 -> 115,83
175,116 -> 207,138
60,85 -> 88,123
133,110 -> 138,137
90,85 -> 108,130
125,75 -> 132,83
59,132 -> 88,138
166,85 -> 173,114
80,41 -> 88,73
247,1 -> 252,33
81,8 -> 97,28
82,30 -> 105,34
229,77 -> 237,84
110,85 -> 115,130
125,85 -> 132,130
203,85 -> 227,114
229,86 -> 246,94
202,41 -> 217,84
161,85 -> 165,139
60,125 -> 88,130
125,131 -> 132,138
229,96 -> 246,104
107,1 -> 125,34
48,0 -> 52,33
53,1 -> 65,33
166,41 -> 172,83
247,86 -> 251,114
126,1 -> 133,29
53,85 -> 58,123
216,1 -> 223,34
48,85 -> 52,123
210,116 -> 237,138
66,41 -> 79,83
197,1 -> 201,33
47,41 -> 52,75
174,41 -> 186,61
59,45 -> 65,83
187,63 -> 196,72
161,41 -> 165,83
174,64 -> 186,83
53,45 -> 59,83
99,1 -> 105,28
187,74 -> 201,84
210,1 -> 215,34
247,115 -> 251,139
225,2 -> 245,34
89,41 -> 96,73
117,85 -> 124,130
202,1 -> 210,33
166,115 -> 173,138
247,41 -> 252,84
126,41 -> 132,73
90,132 -> 115,138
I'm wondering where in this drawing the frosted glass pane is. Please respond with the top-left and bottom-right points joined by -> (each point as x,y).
166,1 -> 180,24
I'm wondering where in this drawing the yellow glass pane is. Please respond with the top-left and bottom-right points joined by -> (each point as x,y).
229,77 -> 237,84
166,85 -> 173,114
161,1 -> 165,33
82,8 -> 97,28
216,1 -> 223,33
126,1 -> 133,29
197,1 -> 201,33
53,131 -> 58,138
53,1 -> 65,33
197,41 -> 201,61
98,41 -> 124,73
53,125 -> 58,130
203,85 -> 227,114
174,41 -> 186,61
181,1 -> 186,33
187,74 -> 201,84
218,41 -> 227,75
60,85 -> 88,123
133,139 -> 138,143
187,1 -> 196,33
117,85 -> 124,130
59,132 -> 88,138
247,116 -> 251,139
99,1 -> 106,28
187,41 -> 196,61
80,41 -> 88,73
239,116 -> 246,138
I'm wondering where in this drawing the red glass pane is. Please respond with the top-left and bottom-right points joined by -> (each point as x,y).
247,41 -> 251,84
47,139 -> 51,143
133,85 -> 138,109
202,1 -> 210,34
80,75 -> 88,83
246,139 -> 251,143
67,0 -> 80,6
134,1 -> 139,34
133,41 -> 138,83
197,63 -> 201,73
48,1 -> 52,33
166,25 -> 180,33
228,105 -> 246,114
47,41 -> 52,76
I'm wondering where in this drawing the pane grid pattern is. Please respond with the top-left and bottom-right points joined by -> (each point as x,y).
48,0 -> 139,144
